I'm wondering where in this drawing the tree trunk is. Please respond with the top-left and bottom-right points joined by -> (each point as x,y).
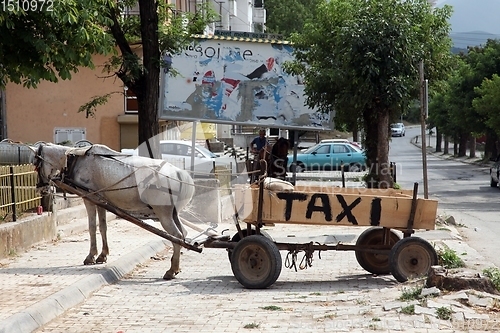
352,122 -> 359,143
363,107 -> 379,188
458,132 -> 468,157
444,136 -> 449,154
453,134 -> 458,156
485,131 -> 498,161
376,108 -> 391,189
137,0 -> 160,148
469,136 -> 476,158
106,2 -> 160,154
435,127 -> 442,153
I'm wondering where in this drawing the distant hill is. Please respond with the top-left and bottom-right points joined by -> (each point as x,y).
436,0 -> 500,48
450,31 -> 499,50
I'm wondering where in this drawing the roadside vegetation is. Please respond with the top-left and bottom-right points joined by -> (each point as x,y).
483,267 -> 500,291
437,246 -> 466,269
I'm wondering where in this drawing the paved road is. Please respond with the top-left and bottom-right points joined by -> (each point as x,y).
394,126 -> 500,269
2,132 -> 500,332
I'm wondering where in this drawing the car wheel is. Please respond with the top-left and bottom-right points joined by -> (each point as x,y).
293,162 -> 305,173
348,163 -> 362,172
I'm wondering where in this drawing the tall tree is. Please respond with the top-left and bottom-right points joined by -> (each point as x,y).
1,1 -> 215,147
285,0 -> 453,187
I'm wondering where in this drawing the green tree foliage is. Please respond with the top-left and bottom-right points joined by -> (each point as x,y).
473,74 -> 500,137
285,0 -> 453,187
429,39 -> 500,158
0,0 -> 115,87
264,0 -> 321,38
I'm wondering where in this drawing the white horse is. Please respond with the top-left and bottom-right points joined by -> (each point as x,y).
33,142 -> 195,280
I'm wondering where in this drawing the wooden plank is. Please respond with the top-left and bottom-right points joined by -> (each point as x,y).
234,186 -> 437,230
293,185 -> 414,198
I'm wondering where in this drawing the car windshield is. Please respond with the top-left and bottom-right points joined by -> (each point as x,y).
391,123 -> 403,128
196,145 -> 218,158
302,144 -> 324,154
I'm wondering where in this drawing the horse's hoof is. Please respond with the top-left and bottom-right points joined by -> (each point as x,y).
83,258 -> 96,265
163,271 -> 179,280
96,255 -> 107,264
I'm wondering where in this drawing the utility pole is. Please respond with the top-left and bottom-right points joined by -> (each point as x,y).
420,61 -> 429,199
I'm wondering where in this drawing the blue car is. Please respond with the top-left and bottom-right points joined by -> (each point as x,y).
288,142 -> 366,172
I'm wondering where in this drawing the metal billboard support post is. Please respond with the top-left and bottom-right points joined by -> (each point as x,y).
419,61 -> 429,199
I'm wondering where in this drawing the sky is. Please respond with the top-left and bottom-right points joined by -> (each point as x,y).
436,0 -> 500,34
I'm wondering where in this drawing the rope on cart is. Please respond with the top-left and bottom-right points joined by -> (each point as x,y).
285,242 -> 316,272
285,248 -> 300,272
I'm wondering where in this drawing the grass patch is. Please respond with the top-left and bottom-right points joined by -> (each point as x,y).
399,287 -> 423,301
400,304 -> 415,315
243,323 -> 259,329
436,306 -> 453,320
483,267 -> 500,291
260,305 -> 283,311
437,246 -> 465,269
309,292 -> 321,296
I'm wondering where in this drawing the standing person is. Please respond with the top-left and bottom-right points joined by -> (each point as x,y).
249,129 -> 270,182
250,129 -> 269,155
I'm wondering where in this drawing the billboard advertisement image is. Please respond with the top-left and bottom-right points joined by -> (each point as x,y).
160,34 -> 332,130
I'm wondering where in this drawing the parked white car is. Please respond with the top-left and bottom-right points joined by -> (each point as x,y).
122,140 -> 238,176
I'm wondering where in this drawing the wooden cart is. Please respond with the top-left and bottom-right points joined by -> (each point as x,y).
215,180 -> 440,289
54,175 -> 439,290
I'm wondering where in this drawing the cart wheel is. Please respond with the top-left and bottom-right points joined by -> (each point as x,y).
355,227 -> 401,275
230,235 -> 282,289
227,229 -> 274,260
389,237 -> 438,283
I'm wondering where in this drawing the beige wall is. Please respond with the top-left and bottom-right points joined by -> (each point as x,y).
5,54 -> 124,150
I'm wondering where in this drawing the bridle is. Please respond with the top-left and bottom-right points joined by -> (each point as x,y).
33,144 -> 53,191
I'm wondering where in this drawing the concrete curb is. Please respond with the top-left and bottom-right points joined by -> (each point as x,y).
0,239 -> 169,333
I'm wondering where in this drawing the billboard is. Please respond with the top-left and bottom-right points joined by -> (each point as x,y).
159,34 -> 332,130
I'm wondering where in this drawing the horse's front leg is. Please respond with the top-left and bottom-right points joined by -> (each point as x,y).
95,206 -> 108,264
83,201 -> 98,265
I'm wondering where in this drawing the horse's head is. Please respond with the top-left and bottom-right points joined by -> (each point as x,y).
272,137 -> 290,158
32,143 -> 69,193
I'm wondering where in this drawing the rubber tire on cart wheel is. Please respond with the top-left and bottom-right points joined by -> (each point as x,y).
355,227 -> 401,275
230,235 -> 282,289
389,237 -> 438,283
227,229 -> 274,260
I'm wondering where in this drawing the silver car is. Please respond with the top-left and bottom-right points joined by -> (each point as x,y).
391,123 -> 406,137
159,140 -> 237,176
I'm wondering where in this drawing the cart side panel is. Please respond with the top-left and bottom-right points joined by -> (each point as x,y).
293,186 -> 414,198
234,186 -> 437,230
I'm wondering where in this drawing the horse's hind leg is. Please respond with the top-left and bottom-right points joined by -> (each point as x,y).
83,200 -> 98,265
95,205 -> 108,264
152,205 -> 185,280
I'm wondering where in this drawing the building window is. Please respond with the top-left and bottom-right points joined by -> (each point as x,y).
54,128 -> 86,145
124,86 -> 138,114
